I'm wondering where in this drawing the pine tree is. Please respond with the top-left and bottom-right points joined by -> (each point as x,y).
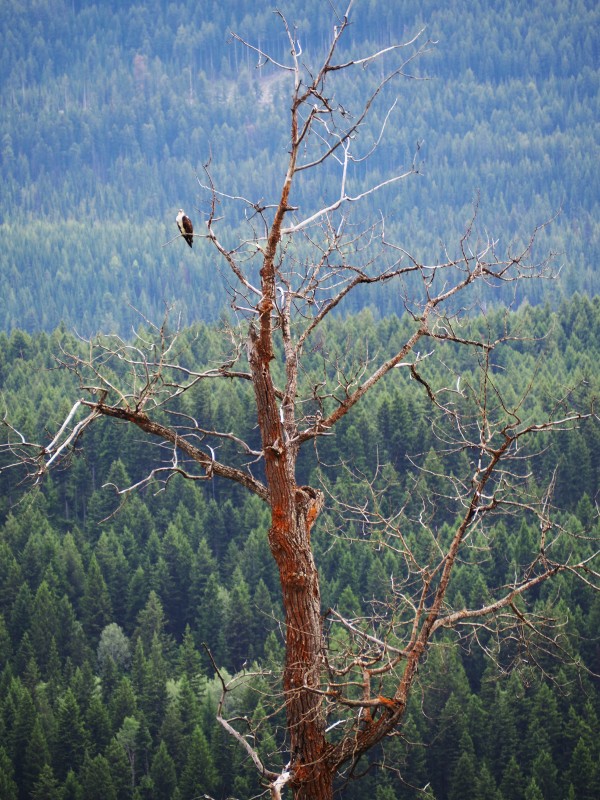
0,746 -> 17,800
81,554 -> 113,639
178,725 -> 218,800
45,637 -> 63,702
430,692 -> 469,796
8,583 -> 33,646
21,654 -> 41,695
525,683 -> 562,767
197,572 -> 229,668
158,701 -> 186,772
136,715 -> 154,778
61,769 -> 83,800
530,748 -> 558,800
7,681 -> 35,788
160,521 -> 193,637
85,692 -> 112,754
108,676 -> 138,731
69,660 -> 97,714
79,752 -> 117,800
134,590 -> 166,654
54,688 -> 88,780
499,755 -> 526,800
188,537 -> 218,615
94,530 -> 130,622
177,624 -> 203,684
178,674 -> 201,734
0,543 -> 22,616
0,614 -> 12,667
127,566 -> 149,629
487,684 -> 521,781
150,740 -> 178,800
29,763 -> 62,800
524,777 -> 544,800
56,531 -> 86,603
104,738 -> 132,800
29,579 -> 59,671
225,566 -> 254,670
448,733 -> 479,800
131,637 -> 146,697
141,632 -> 168,737
565,737 -> 599,800
374,779 -> 396,800
22,716 -> 50,796
476,762 -> 500,800
100,655 -> 120,703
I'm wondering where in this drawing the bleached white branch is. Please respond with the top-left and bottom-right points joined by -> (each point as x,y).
281,169 -> 415,235
270,768 -> 293,800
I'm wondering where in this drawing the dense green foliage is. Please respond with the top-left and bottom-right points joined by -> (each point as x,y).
1,0 -> 599,334
1,0 -> 599,796
0,297 -> 599,798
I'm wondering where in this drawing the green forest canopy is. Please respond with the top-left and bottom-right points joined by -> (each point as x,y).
0,0 -> 599,334
0,297 -> 599,797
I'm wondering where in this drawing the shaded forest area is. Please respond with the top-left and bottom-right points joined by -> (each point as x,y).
0,297 -> 599,798
1,0 -> 599,334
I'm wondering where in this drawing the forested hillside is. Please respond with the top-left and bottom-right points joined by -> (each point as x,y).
1,1 -> 599,798
1,0 -> 599,334
0,297 -> 599,798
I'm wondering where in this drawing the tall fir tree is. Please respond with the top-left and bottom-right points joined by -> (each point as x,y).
149,740 -> 178,800
54,688 -> 88,780
81,555 -> 113,640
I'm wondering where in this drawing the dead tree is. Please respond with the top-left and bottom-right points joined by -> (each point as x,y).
2,5 -> 598,799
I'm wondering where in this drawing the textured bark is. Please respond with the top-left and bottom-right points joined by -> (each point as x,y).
248,324 -> 332,799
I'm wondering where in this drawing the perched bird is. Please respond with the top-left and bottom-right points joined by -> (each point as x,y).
176,209 -> 194,248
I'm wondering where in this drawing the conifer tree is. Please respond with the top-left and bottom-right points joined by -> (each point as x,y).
79,752 -> 117,800
448,732 -> 479,800
499,756 -> 526,800
0,614 -> 12,667
225,566 -> 254,669
0,746 -> 17,800
178,725 -> 218,800
177,624 -> 203,683
524,778 -> 544,800
7,681 -> 35,788
22,716 -> 50,796
530,749 -> 558,800
134,591 -> 166,655
29,764 -> 62,800
85,692 -> 112,754
140,632 -> 169,736
54,688 -> 88,780
104,738 -> 133,800
61,769 -> 83,800
108,676 -> 138,732
81,555 -> 113,639
149,740 -> 178,800
565,738 -> 599,800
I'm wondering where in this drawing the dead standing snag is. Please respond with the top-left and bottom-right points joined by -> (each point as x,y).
2,6 -> 598,799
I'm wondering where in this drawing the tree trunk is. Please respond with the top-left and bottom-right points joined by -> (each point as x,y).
248,328 -> 332,799
276,487 -> 330,800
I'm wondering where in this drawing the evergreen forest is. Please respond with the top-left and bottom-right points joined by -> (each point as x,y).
0,299 -> 599,798
0,0 -> 599,333
0,1 -> 599,799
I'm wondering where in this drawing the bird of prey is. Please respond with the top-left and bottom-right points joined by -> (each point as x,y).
176,209 -> 194,248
